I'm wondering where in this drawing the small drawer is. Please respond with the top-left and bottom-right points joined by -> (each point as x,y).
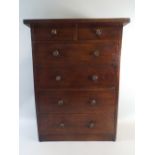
35,66 -> 116,89
39,112 -> 115,135
78,24 -> 122,40
33,41 -> 117,66
32,24 -> 75,41
37,88 -> 115,114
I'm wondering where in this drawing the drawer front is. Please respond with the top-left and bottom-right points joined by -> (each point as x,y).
33,42 -> 117,66
37,89 -> 115,114
35,66 -> 116,89
39,112 -> 115,135
78,25 -> 122,40
32,25 -> 75,41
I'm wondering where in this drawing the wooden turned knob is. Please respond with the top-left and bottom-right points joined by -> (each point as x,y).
59,122 -> 65,128
92,75 -> 98,81
56,75 -> 61,81
96,29 -> 102,36
93,50 -> 100,57
51,29 -> 57,35
52,50 -> 59,57
90,99 -> 97,106
88,121 -> 95,128
58,100 -> 64,106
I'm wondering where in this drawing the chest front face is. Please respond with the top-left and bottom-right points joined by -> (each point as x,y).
24,18 -> 129,141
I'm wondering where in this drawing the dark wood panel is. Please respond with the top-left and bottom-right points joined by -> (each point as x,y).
33,41 -> 117,66
37,89 -> 115,113
38,112 -> 115,135
35,66 -> 116,89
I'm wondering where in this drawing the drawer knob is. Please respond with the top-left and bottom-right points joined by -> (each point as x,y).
93,50 -> 100,57
56,75 -> 61,81
58,100 -> 64,106
96,29 -> 102,36
92,75 -> 98,81
53,50 -> 59,57
90,99 -> 97,106
51,29 -> 57,35
59,122 -> 65,128
88,121 -> 95,128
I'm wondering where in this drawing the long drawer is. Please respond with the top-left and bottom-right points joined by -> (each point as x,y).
35,66 -> 116,89
37,89 -> 115,114
38,112 -> 115,136
33,42 -> 117,66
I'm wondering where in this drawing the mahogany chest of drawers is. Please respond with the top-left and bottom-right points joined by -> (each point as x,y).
24,18 -> 130,141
